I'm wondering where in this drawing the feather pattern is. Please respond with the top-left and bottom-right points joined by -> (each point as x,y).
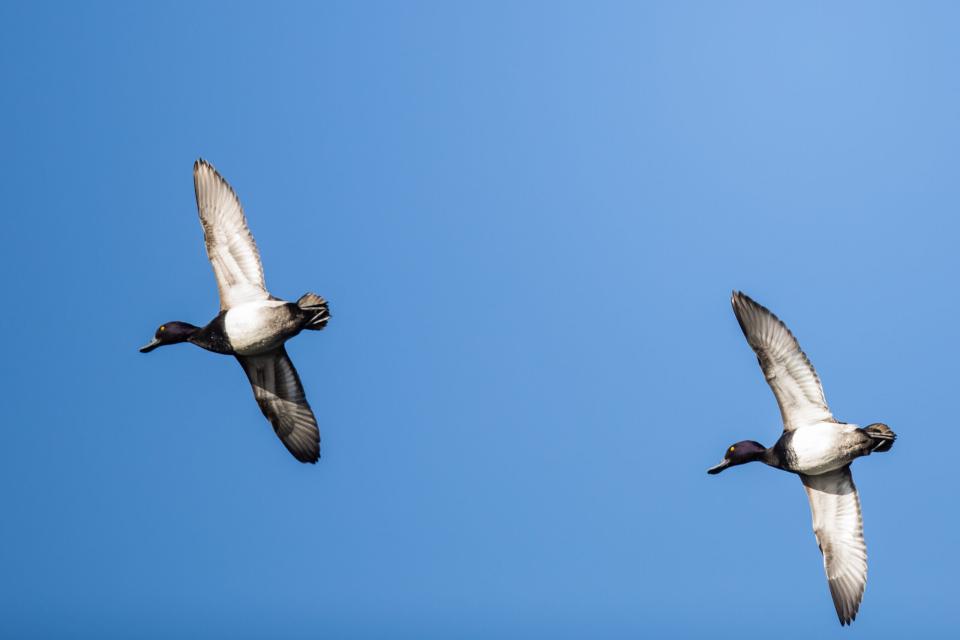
801,467 -> 867,626
237,347 -> 320,463
194,159 -> 270,310
732,291 -> 834,431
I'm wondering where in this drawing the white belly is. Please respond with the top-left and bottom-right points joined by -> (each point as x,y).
225,301 -> 293,355
790,423 -> 858,475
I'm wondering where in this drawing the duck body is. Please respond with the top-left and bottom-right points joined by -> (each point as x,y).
180,300 -> 312,356
223,299 -> 304,356
769,422 -> 880,476
141,159 -> 332,463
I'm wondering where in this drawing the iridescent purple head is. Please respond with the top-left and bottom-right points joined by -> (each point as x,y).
707,440 -> 766,474
139,321 -> 198,353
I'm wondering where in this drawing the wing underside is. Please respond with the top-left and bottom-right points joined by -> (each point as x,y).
237,347 -> 320,463
800,467 -> 867,626
732,291 -> 834,431
194,159 -> 270,310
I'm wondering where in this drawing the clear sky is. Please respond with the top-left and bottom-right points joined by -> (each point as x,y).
1,1 -> 957,637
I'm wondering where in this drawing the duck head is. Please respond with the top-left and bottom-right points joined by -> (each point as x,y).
707,440 -> 766,474
139,321 -> 198,353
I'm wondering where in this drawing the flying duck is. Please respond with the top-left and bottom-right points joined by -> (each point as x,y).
140,159 -> 331,463
708,291 -> 895,625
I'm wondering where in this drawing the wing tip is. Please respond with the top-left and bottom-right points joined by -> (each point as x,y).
283,433 -> 320,464
836,602 -> 860,626
283,426 -> 320,464
194,157 -> 212,174
194,157 -> 220,180
194,158 -> 235,191
730,290 -> 783,332
730,289 -> 757,310
831,591 -> 860,626
192,157 -> 245,218
294,446 -> 320,464
730,290 -> 758,337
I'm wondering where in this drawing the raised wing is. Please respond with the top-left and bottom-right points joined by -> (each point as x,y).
194,159 -> 269,310
801,467 -> 867,626
732,291 -> 833,431
237,347 -> 320,463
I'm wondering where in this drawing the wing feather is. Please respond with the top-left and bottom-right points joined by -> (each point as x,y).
237,347 -> 320,463
801,467 -> 867,626
732,291 -> 833,431
194,159 -> 269,310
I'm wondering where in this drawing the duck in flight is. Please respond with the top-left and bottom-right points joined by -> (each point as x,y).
708,291 -> 895,625
140,159 -> 331,463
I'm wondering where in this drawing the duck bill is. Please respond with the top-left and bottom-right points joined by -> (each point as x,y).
139,337 -> 162,353
707,459 -> 731,475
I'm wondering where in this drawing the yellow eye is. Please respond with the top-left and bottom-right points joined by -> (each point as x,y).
160,325 -> 166,332
729,446 -> 735,452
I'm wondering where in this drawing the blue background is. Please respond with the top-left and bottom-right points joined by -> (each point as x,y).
0,1 -> 955,637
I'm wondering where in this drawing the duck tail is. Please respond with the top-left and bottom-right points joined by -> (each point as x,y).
297,293 -> 330,330
864,423 -> 896,453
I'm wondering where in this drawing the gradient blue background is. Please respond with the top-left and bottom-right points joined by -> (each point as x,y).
0,2 -> 955,637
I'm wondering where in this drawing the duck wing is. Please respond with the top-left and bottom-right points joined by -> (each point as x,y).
800,467 -> 867,626
731,291 -> 833,431
237,347 -> 320,463
194,159 -> 270,310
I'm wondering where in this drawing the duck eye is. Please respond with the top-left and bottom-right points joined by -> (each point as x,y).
729,446 -> 735,452
160,325 -> 166,332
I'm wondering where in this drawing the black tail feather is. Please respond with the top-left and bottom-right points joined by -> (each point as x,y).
864,423 -> 896,453
297,293 -> 330,330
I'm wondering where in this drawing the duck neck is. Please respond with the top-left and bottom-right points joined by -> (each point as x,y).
759,447 -> 779,468
764,441 -> 794,470
189,314 -> 233,354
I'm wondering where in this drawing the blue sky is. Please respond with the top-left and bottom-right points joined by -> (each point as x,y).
1,1 -> 957,637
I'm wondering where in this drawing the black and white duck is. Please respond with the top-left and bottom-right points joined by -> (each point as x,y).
140,159 -> 331,463
708,291 -> 895,625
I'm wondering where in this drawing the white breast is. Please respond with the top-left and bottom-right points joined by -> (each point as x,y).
225,300 -> 291,355
790,422 -> 858,475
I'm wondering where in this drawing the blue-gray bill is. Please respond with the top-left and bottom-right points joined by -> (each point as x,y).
707,459 -> 731,474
